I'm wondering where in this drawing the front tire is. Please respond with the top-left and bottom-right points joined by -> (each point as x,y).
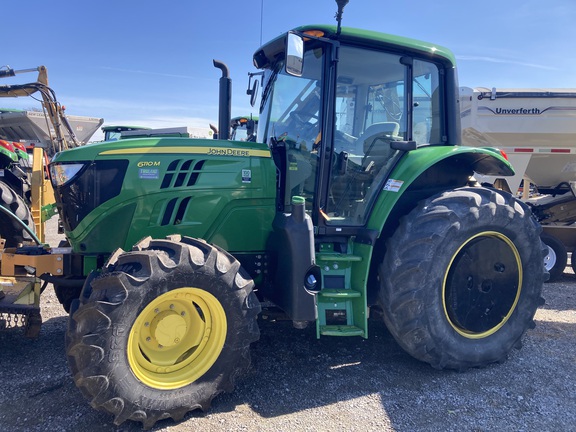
65,235 -> 261,428
0,181 -> 35,247
379,187 -> 546,370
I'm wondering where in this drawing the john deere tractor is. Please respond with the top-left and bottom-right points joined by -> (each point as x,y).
230,115 -> 258,141
0,1 -> 546,428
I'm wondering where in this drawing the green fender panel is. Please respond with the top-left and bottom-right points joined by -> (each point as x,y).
367,145 -> 513,234
348,145 -> 513,307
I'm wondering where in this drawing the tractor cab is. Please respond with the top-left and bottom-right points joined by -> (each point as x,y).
230,116 -> 258,142
253,26 -> 458,231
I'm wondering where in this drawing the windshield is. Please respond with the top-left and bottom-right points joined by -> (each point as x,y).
258,46 -> 324,212
258,49 -> 322,150
231,122 -> 257,142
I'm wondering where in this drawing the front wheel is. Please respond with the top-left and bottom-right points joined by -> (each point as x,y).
66,235 -> 261,428
0,181 -> 35,247
379,187 -> 546,370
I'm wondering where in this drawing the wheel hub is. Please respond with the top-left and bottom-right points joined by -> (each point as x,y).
127,287 -> 227,389
443,231 -> 522,338
543,246 -> 557,271
149,310 -> 187,348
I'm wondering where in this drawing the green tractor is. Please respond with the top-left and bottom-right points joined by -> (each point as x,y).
101,125 -> 151,141
0,138 -> 34,246
230,115 -> 258,142
2,1 -> 546,428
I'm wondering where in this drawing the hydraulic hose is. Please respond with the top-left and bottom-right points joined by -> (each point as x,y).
0,202 -> 74,288
0,203 -> 41,245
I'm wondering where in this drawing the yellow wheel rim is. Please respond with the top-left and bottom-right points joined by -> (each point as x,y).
443,231 -> 522,339
127,288 -> 227,389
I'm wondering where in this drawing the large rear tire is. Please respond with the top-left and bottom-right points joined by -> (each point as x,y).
0,181 -> 35,247
65,235 -> 261,428
379,187 -> 546,370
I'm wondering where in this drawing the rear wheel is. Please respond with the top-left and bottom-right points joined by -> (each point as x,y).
379,187 -> 546,370
541,233 -> 567,282
65,235 -> 261,428
0,181 -> 35,247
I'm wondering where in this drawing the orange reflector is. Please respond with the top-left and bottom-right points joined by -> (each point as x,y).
500,149 -> 508,160
303,30 -> 325,38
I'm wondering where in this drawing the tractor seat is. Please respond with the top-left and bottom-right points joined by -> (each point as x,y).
358,122 -> 400,155
357,122 -> 400,170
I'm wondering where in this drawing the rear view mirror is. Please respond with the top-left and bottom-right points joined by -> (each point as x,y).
246,71 -> 263,107
286,32 -> 304,77
248,79 -> 259,107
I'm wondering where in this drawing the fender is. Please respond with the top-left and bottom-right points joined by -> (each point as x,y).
346,145 -> 513,308
347,145 -> 514,306
367,145 -> 513,234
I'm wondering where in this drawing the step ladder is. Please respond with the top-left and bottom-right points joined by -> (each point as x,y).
315,246 -> 368,338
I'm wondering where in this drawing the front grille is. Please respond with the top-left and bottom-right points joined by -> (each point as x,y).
55,160 -> 128,231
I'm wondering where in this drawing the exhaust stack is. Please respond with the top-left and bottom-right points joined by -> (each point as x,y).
213,60 -> 231,140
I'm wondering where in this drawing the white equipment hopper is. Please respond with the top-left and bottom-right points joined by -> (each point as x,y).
460,87 -> 576,194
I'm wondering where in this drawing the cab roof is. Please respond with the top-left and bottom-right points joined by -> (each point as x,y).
254,24 -> 456,69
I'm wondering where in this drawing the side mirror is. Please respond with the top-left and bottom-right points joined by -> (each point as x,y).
285,32 -> 304,77
246,71 -> 263,108
248,79 -> 259,107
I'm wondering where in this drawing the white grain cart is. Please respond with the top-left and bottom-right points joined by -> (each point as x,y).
460,86 -> 576,280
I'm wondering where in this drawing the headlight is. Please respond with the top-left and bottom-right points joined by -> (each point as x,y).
50,162 -> 87,187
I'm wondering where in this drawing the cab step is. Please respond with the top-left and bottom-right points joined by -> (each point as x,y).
319,325 -> 365,337
315,248 -> 367,339
318,288 -> 361,299
316,253 -> 362,263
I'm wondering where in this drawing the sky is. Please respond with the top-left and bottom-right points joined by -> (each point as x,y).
2,0 -> 575,141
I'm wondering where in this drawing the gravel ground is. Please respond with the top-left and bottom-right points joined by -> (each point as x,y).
1,218 -> 575,432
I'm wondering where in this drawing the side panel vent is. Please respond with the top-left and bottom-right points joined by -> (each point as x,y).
161,198 -> 178,226
160,196 -> 193,226
160,159 -> 206,189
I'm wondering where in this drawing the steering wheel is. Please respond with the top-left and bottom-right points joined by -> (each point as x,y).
288,111 -> 319,146
376,89 -> 403,121
290,111 -> 318,127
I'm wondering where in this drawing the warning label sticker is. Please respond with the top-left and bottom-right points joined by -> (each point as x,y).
383,179 -> 403,192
